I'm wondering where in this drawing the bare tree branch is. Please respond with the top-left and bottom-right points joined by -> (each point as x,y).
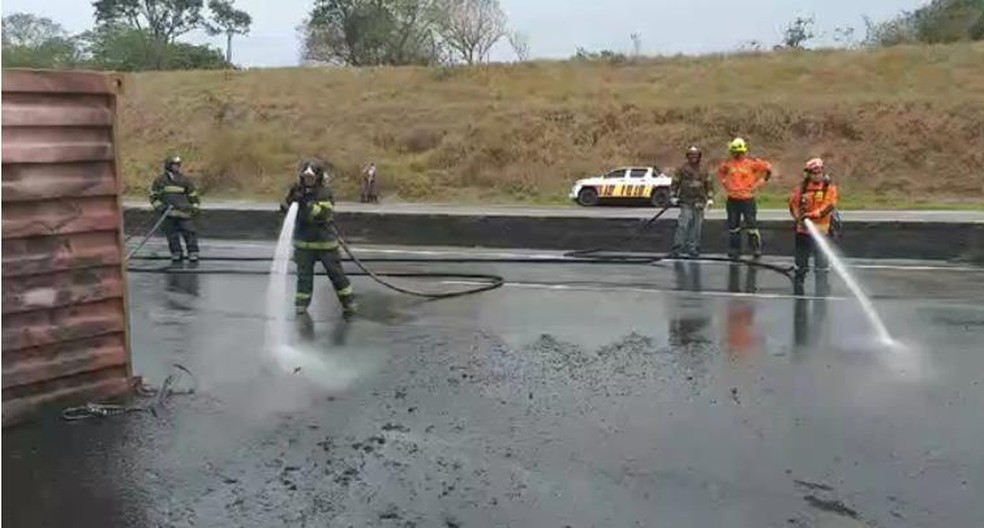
506,29 -> 529,61
434,0 -> 506,64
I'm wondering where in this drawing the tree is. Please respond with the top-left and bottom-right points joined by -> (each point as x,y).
301,0 -> 443,66
911,0 -> 984,42
738,39 -> 764,52
206,0 -> 251,63
301,0 -> 396,65
832,25 -> 858,47
78,25 -> 155,70
92,0 -> 205,44
433,0 -> 506,64
779,15 -> 816,49
79,24 -> 228,71
163,39 -> 231,69
92,0 -> 207,68
506,30 -> 529,61
3,12 -> 66,47
630,32 -> 642,57
2,13 -> 81,68
864,0 -> 984,46
386,0 -> 444,65
862,14 -> 917,47
572,47 -> 627,63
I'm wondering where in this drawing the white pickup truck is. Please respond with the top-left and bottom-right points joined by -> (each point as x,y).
569,166 -> 674,207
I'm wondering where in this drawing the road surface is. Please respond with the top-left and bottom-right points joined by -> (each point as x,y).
4,241 -> 984,527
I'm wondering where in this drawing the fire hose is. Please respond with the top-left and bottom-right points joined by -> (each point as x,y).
62,364 -> 196,421
126,205 -> 172,260
126,205 -> 795,277
125,206 -> 506,299
563,206 -> 795,275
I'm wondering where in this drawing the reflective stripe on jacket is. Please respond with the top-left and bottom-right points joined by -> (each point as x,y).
282,183 -> 338,247
150,171 -> 200,216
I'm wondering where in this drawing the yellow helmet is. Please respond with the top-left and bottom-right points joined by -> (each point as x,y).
728,137 -> 748,154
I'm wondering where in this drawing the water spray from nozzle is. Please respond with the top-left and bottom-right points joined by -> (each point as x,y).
804,218 -> 895,346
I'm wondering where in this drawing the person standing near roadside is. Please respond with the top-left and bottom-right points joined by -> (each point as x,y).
717,138 -> 773,259
361,162 -> 379,203
149,155 -> 201,262
669,146 -> 714,258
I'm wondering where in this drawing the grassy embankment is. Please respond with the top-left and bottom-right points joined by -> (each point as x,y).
120,42 -> 984,209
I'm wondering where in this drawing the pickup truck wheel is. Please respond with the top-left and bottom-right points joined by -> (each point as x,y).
577,187 -> 600,206
650,188 -> 671,207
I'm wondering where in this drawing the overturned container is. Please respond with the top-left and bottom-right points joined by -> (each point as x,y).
2,70 -> 132,425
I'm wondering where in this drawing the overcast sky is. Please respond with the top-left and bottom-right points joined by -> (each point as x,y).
2,0 -> 925,67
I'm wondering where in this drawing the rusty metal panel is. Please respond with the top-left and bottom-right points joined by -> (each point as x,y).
2,69 -> 131,425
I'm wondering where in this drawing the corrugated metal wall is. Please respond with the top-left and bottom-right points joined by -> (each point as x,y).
2,70 -> 132,425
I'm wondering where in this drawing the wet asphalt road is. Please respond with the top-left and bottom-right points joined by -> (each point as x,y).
4,242 -> 984,527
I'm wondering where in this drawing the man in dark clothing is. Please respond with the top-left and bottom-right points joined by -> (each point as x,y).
361,162 -> 379,203
669,146 -> 714,258
280,159 -> 356,317
150,156 -> 201,262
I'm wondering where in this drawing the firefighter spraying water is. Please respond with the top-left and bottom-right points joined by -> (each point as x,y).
279,159 -> 357,318
789,158 -> 894,345
789,157 -> 838,296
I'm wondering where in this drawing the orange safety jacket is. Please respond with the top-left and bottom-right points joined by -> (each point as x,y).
789,178 -> 839,234
717,157 -> 772,200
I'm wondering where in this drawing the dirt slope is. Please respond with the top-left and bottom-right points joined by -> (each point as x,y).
119,43 -> 984,208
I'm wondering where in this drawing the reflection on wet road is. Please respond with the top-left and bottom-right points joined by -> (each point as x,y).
4,245 -> 984,527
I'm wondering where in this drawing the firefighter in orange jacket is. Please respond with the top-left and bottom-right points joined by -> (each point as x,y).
717,138 -> 772,259
789,158 -> 839,295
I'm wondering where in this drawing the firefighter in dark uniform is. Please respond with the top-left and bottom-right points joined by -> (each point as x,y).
150,156 -> 201,262
280,159 -> 356,317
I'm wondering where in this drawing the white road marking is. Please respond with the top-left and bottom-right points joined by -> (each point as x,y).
849,264 -> 982,272
439,280 -> 848,301
133,242 -> 983,272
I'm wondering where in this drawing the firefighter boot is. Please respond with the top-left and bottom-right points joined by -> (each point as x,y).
793,269 -> 807,296
748,229 -> 762,259
815,270 -> 831,297
295,312 -> 315,341
340,292 -> 357,319
727,228 -> 742,259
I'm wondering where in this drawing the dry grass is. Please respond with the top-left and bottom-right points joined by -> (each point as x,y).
119,42 -> 984,207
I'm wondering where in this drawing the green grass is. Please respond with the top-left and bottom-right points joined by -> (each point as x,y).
119,42 -> 984,209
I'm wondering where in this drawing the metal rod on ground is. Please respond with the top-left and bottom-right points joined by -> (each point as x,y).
126,206 -> 172,260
